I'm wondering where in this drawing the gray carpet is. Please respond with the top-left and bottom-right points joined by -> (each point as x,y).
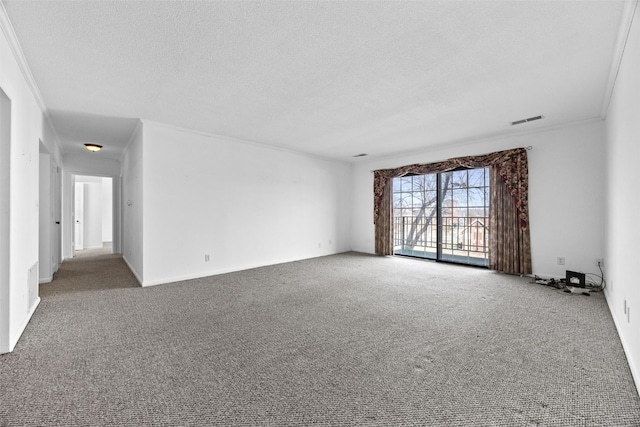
1,252 -> 639,426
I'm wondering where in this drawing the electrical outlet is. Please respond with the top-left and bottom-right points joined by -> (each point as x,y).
557,257 -> 565,265
204,254 -> 210,262
596,258 -> 604,267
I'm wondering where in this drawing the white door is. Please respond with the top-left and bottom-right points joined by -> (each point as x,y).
52,161 -> 61,272
74,182 -> 84,252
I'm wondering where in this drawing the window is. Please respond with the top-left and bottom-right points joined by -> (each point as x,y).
392,167 -> 490,267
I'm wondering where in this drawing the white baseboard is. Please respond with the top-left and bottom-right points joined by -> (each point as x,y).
9,297 -> 40,352
39,276 -> 52,284
604,292 -> 640,397
140,252 -> 349,287
122,256 -> 143,286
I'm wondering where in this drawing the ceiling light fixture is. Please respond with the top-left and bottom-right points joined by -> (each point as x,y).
84,143 -> 103,152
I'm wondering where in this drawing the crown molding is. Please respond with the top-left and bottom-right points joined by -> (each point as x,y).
601,0 -> 638,119
0,1 -> 65,154
140,119 -> 348,165
361,117 -> 604,166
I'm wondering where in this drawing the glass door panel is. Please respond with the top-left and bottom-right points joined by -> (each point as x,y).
393,174 -> 438,259
439,168 -> 490,267
392,167 -> 490,267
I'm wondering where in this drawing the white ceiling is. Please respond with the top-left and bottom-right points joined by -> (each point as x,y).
1,0 -> 628,162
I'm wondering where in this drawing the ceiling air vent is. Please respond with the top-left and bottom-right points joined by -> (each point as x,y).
511,115 -> 544,126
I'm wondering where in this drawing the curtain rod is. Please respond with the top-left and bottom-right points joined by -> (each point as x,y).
369,146 -> 533,173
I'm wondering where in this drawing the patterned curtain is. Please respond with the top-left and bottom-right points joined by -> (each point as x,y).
373,148 -> 531,275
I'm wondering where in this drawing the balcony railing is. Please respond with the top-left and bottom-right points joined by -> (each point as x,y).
393,216 -> 489,266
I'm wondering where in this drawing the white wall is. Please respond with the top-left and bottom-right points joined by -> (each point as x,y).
137,121 -> 352,286
0,87 -> 11,353
351,120 -> 606,279
0,14 -> 62,352
120,121 -> 144,282
605,2 -> 640,391
64,153 -> 121,177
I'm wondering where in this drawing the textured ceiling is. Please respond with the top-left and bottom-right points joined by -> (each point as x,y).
1,1 -> 628,161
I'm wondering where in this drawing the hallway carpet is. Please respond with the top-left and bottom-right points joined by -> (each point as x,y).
1,252 -> 639,426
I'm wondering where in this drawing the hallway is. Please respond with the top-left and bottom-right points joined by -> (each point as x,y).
40,245 -> 138,298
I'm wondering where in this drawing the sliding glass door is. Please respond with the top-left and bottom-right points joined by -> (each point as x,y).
439,168 -> 490,266
393,174 -> 438,259
393,167 -> 490,267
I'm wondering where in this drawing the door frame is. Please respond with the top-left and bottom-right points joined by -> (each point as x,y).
0,87 -> 11,353
393,167 -> 491,267
64,171 -> 121,259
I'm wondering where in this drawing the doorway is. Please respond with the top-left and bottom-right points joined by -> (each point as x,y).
392,167 -> 490,267
73,175 -> 113,255
39,143 -> 62,282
